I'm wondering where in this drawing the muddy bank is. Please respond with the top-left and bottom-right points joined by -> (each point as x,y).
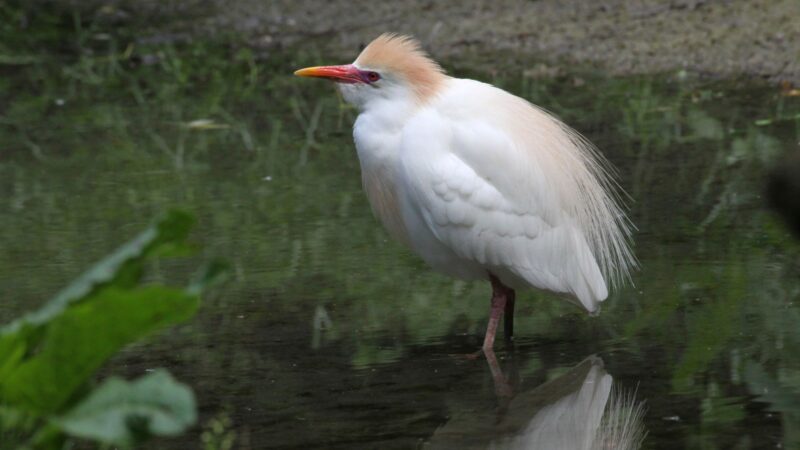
47,0 -> 800,82
196,0 -> 799,83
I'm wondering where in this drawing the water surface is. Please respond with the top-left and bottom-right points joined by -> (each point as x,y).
2,38 -> 800,449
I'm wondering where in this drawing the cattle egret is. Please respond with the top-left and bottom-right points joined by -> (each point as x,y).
294,34 -> 636,352
429,356 -> 646,449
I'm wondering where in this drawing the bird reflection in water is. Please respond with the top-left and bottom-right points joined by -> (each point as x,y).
428,355 -> 646,450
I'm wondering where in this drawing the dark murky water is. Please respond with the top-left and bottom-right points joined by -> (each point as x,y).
2,46 -> 800,449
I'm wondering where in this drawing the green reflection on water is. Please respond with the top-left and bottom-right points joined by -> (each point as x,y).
2,4 -> 800,449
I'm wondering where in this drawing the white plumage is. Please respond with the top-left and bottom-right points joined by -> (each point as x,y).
295,34 -> 636,350
427,356 -> 647,449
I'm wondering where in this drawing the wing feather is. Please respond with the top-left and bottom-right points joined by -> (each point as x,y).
398,108 -> 610,311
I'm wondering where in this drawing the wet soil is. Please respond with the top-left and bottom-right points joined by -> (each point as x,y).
110,0 -> 800,83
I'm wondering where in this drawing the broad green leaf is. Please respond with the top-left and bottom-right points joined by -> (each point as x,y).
52,370 -> 196,447
0,209 -> 197,411
0,286 -> 198,413
0,210 -> 194,337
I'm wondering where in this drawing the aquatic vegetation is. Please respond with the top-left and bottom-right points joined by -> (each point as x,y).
0,211 -> 226,448
2,1 -> 800,448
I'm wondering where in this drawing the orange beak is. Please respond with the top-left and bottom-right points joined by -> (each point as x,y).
293,64 -> 363,84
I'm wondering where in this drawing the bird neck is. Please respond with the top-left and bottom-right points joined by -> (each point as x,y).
358,95 -> 419,131
352,97 -> 417,248
352,95 -> 419,177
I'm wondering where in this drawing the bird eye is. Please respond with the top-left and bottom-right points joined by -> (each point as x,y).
366,71 -> 381,82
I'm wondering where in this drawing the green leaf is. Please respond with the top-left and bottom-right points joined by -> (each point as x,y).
52,370 -> 196,447
0,210 -> 194,337
0,286 -> 198,413
0,210 -> 197,411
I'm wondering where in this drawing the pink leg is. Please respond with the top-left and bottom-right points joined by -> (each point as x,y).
483,274 -> 510,351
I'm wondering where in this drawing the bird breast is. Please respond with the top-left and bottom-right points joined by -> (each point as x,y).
353,112 -> 411,246
361,167 -> 410,246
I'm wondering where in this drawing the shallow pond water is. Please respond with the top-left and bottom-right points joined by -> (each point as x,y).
2,36 -> 800,449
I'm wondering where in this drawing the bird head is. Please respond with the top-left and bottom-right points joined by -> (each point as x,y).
294,34 -> 446,110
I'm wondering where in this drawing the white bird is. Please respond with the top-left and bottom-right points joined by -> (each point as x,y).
295,34 -> 636,351
428,356 -> 646,449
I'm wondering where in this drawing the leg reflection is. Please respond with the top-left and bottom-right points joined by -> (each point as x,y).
484,346 -> 514,399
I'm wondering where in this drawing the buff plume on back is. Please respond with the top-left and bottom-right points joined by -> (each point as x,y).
496,95 -> 637,292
